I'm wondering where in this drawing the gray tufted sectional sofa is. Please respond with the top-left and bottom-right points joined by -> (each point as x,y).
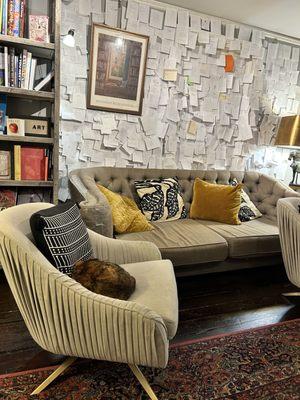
69,167 -> 300,276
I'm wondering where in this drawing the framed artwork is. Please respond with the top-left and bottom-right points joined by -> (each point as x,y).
88,24 -> 149,115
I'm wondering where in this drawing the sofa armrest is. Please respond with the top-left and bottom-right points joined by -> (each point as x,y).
244,172 -> 300,221
88,228 -> 162,264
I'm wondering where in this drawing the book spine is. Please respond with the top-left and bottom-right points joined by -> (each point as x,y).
0,46 -> 4,86
28,57 -> 36,90
24,50 -> 31,89
19,0 -> 25,37
9,47 -> 15,87
12,0 -> 20,37
44,151 -> 49,181
7,0 -> 14,36
20,48 -> 26,89
0,0 -> 3,34
4,46 -> 8,86
17,52 -> 22,87
14,145 -> 21,180
14,54 -> 17,86
2,0 -> 7,35
34,70 -> 54,91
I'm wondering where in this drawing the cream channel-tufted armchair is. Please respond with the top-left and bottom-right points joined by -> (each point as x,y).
278,197 -> 300,295
0,203 -> 178,399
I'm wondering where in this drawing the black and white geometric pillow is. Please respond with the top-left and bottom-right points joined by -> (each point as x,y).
30,200 -> 93,275
134,177 -> 187,222
231,179 -> 262,222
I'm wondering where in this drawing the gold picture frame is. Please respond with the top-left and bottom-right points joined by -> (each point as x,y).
87,24 -> 149,115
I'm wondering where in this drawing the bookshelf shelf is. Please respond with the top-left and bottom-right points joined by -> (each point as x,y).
0,180 -> 54,187
0,34 -> 55,50
0,135 -> 54,144
0,34 -> 55,59
0,86 -> 55,101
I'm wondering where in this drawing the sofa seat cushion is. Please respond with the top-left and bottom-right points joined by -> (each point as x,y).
117,219 -> 228,266
201,217 -> 280,258
121,259 -> 178,339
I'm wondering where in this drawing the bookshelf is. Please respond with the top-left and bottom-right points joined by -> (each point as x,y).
0,0 -> 60,205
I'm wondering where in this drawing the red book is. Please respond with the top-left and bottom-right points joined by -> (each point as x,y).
21,147 -> 45,180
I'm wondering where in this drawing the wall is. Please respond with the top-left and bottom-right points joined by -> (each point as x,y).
59,0 -> 300,200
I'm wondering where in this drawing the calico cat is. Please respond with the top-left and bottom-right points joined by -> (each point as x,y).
72,259 -> 136,300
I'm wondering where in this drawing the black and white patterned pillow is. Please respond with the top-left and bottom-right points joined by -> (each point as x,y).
231,179 -> 262,222
30,201 -> 93,275
134,177 -> 187,222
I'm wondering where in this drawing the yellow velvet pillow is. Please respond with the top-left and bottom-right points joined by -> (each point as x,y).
190,178 -> 242,225
97,184 -> 153,234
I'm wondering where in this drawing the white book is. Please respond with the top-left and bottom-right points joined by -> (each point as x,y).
34,70 -> 54,91
24,52 -> 32,90
28,58 -> 37,90
4,47 -> 8,87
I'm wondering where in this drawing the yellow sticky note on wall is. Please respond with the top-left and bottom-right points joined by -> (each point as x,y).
187,120 -> 198,135
163,69 -> 178,81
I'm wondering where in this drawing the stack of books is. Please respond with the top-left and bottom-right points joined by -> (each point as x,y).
0,0 -> 26,37
13,145 -> 53,181
0,46 -> 36,88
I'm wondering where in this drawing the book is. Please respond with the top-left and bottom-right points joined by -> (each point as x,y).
12,0 -> 20,37
0,188 -> 17,210
0,46 -> 4,86
0,149 -> 11,180
0,94 -> 7,131
34,70 -> 54,91
4,46 -> 8,86
21,147 -> 45,180
29,15 -> 49,43
19,0 -> 25,37
7,118 -> 25,136
0,0 -> 3,33
24,50 -> 31,89
17,52 -> 22,87
13,144 -> 21,180
21,48 -> 27,89
7,0 -> 14,36
8,46 -> 15,86
2,0 -> 8,35
28,57 -> 37,90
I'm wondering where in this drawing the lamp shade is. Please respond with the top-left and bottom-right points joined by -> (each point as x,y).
275,115 -> 300,147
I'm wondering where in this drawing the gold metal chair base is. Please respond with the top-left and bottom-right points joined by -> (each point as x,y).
30,357 -> 158,400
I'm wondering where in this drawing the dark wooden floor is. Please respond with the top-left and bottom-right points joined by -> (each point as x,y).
0,265 -> 299,375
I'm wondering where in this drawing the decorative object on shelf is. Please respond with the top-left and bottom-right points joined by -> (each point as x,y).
62,28 -> 75,48
0,149 -> 11,179
0,188 -> 16,210
275,115 -> 300,184
6,117 -> 25,136
17,187 -> 51,204
24,116 -> 50,137
28,15 -> 49,43
88,24 -> 149,115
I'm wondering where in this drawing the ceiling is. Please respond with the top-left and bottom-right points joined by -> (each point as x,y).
159,0 -> 300,39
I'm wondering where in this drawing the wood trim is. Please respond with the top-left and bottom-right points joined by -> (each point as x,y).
0,136 -> 54,144
0,180 -> 54,187
52,0 -> 61,205
0,34 -> 55,50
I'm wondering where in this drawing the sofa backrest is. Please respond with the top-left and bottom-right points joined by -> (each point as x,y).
69,167 -> 299,222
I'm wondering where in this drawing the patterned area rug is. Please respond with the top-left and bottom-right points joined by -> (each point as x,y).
1,320 -> 300,399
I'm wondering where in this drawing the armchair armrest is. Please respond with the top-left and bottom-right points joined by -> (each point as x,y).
88,228 -> 162,264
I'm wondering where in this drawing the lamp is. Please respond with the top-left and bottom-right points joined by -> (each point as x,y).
275,115 -> 300,185
62,29 -> 75,47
